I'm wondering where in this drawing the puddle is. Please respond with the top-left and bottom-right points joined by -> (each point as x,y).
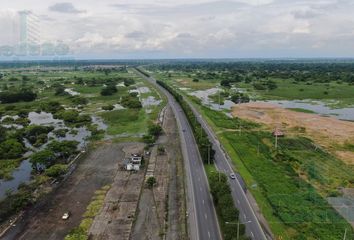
28,111 -> 63,125
0,160 -> 32,200
64,88 -> 80,96
91,116 -> 108,131
142,96 -> 162,107
189,87 -> 236,111
266,100 -> 354,121
137,86 -> 150,93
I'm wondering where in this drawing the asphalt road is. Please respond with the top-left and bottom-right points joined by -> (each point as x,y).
188,104 -> 269,240
134,68 -> 270,240
134,69 -> 222,240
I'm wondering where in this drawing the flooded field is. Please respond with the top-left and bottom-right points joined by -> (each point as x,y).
267,100 -> 354,121
0,111 -> 108,199
186,87 -> 354,121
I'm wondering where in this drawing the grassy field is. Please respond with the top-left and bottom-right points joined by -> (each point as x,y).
99,109 -> 147,135
198,106 -> 354,239
156,76 -> 354,239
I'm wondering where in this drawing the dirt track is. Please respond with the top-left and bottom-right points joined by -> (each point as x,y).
1,142 -> 126,240
232,102 -> 354,164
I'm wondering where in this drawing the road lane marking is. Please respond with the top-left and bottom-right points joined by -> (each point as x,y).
205,213 -> 208,219
208,231 -> 211,238
243,213 -> 246,219
251,232 -> 254,238
202,199 -> 205,205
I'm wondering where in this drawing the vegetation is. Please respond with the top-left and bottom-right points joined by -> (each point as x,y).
146,176 -> 157,188
206,165 -> 249,240
65,185 -> 110,240
0,88 -> 37,103
157,80 -> 215,163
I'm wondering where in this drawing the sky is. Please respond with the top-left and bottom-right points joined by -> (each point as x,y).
1,0 -> 354,59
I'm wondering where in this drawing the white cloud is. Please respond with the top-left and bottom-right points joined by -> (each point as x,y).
0,0 -> 354,58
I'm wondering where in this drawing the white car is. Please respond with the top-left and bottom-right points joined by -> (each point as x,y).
62,212 -> 71,220
229,173 -> 236,179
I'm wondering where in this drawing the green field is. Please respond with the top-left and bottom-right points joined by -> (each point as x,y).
155,67 -> 354,239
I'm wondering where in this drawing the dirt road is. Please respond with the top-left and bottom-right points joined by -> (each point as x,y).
1,142 -> 126,240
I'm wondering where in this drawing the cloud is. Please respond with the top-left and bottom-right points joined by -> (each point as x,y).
49,2 -> 85,14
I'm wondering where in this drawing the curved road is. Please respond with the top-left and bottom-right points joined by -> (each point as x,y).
134,68 -> 222,240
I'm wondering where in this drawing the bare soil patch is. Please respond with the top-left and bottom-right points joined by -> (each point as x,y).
232,102 -> 354,164
88,143 -> 145,240
2,142 -> 126,240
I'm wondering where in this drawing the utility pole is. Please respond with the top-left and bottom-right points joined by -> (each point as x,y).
237,219 -> 240,240
218,90 -> 221,109
207,144 -> 211,164
343,228 -> 347,240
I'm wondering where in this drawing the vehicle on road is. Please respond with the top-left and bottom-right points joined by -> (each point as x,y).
229,173 -> 236,179
62,211 -> 71,220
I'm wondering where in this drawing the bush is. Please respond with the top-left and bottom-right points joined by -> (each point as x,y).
102,105 -> 114,111
0,89 -> 37,103
124,78 -> 135,86
100,84 -> 117,96
121,95 -> 142,109
0,139 -> 26,159
146,176 -> 157,188
45,164 -> 68,178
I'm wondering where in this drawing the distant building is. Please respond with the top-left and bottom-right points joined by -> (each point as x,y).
18,11 -> 40,55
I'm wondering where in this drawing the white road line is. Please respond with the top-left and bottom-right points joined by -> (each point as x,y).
202,199 -> 205,205
205,213 -> 208,219
208,231 -> 211,238
251,232 -> 254,238
243,213 -> 246,219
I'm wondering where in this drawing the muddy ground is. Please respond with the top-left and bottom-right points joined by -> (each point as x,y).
232,102 -> 354,165
1,142 -> 127,240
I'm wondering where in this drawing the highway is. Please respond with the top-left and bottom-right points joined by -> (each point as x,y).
134,68 -> 222,240
188,103 -> 270,240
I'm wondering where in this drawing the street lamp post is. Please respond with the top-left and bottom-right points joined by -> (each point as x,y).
225,220 -> 252,240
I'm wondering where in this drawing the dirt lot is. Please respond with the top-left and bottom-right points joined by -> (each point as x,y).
88,143 -> 145,240
1,142 -> 126,240
232,102 -> 354,165
131,106 -> 187,240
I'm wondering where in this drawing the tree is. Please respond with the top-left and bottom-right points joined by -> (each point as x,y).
148,124 -> 162,137
71,96 -> 88,106
44,164 -> 67,178
146,176 -> 156,188
0,139 -> 25,159
100,84 -> 117,96
0,89 -> 37,103
220,80 -> 231,87
54,85 -> 67,96
124,78 -> 135,86
120,95 -> 142,109
30,149 -> 55,172
47,140 -> 79,158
